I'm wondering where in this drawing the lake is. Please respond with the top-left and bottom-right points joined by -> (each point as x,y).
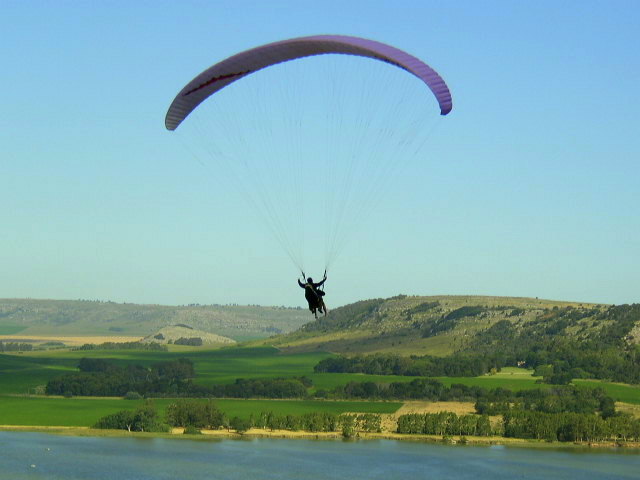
1,432 -> 639,479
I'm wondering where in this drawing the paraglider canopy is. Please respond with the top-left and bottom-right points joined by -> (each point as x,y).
165,35 -> 452,274
166,35 -> 452,131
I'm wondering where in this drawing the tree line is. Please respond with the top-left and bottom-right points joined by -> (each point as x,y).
474,385 -> 615,417
396,410 -> 640,443
46,358 -> 195,396
501,410 -> 640,442
314,353 -> 502,377
74,341 -> 167,351
397,412 -> 492,436
0,342 -> 33,352
94,400 -> 169,433
94,398 -> 381,437
94,399 -> 640,444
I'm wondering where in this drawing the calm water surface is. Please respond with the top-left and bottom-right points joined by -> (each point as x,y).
1,432 -> 639,480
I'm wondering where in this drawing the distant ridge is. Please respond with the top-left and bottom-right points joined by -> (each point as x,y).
266,295 -> 615,356
0,298 -> 309,340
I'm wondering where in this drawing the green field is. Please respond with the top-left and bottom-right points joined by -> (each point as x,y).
1,347 -> 333,394
0,396 -> 401,427
0,354 -> 78,393
575,380 -> 640,405
2,346 -> 639,415
0,325 -> 27,335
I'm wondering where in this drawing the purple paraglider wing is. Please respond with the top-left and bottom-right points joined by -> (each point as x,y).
165,35 -> 452,130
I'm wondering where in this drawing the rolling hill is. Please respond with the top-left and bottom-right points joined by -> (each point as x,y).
266,295 -> 620,355
141,324 -> 236,346
0,298 -> 310,341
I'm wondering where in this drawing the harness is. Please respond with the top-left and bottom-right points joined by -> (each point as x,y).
301,270 -> 326,304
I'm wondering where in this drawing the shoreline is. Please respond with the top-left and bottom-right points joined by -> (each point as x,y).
2,425 -> 639,450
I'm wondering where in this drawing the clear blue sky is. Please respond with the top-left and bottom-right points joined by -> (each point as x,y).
1,1 -> 639,307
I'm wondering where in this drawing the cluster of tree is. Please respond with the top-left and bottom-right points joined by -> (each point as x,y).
249,411 -> 338,432
324,378 -> 450,400
502,410 -> 640,442
46,358 -> 195,396
338,414 -> 382,438
474,385 -> 615,417
166,399 -> 226,428
0,342 -> 33,352
397,412 -> 492,436
93,400 -> 170,433
164,399 -> 247,433
74,342 -> 167,351
314,353 -> 503,377
207,377 -> 310,399
532,363 -> 580,385
396,409 -> 640,443
174,337 -> 203,346
151,377 -> 311,399
224,411 -> 381,436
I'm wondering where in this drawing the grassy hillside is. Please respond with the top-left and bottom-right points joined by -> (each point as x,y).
0,298 -> 310,341
266,295 -> 612,355
141,325 -> 236,346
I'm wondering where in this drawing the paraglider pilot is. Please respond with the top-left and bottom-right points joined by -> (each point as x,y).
298,271 -> 327,319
